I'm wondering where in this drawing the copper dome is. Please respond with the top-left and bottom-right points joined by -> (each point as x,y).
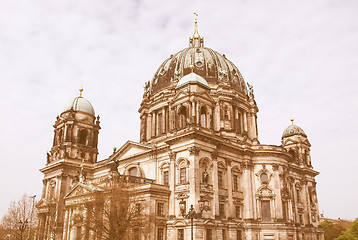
150,46 -> 248,95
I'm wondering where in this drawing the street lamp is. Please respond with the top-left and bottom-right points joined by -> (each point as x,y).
186,205 -> 196,240
18,219 -> 28,240
28,195 -> 36,240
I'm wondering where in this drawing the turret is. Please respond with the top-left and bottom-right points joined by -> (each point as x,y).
281,119 -> 312,167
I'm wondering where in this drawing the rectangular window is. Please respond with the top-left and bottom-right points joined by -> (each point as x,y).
236,206 -> 241,219
206,229 -> 212,240
219,203 -> 225,217
178,229 -> 184,240
157,228 -> 164,240
282,200 -> 287,220
261,200 -> 271,222
180,167 -> 186,184
218,171 -> 223,188
296,189 -> 301,202
164,171 -> 169,185
237,230 -> 242,240
157,202 -> 164,216
233,175 -> 238,191
222,229 -> 226,240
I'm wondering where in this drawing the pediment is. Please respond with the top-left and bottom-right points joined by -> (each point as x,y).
172,90 -> 189,102
112,141 -> 152,160
65,183 -> 103,199
283,138 -> 311,147
194,90 -> 215,103
35,198 -> 49,209
171,89 -> 215,105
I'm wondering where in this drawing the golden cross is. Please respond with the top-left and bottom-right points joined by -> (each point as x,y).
194,12 -> 198,22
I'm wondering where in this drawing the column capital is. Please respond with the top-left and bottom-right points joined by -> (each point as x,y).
225,158 -> 232,167
211,151 -> 218,160
243,161 -> 254,170
168,151 -> 177,161
188,146 -> 201,156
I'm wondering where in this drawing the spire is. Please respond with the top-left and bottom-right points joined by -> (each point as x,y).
189,12 -> 203,47
291,119 -> 294,125
193,12 -> 200,38
79,87 -> 83,97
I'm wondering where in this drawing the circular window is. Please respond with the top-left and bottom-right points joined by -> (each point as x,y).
260,173 -> 269,184
196,61 -> 203,68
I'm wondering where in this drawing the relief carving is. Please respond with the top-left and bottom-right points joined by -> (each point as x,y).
188,146 -> 201,156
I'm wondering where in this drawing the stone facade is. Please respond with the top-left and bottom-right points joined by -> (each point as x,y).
36,23 -> 324,240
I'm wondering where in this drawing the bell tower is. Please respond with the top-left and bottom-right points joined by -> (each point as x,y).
38,89 -> 100,239
281,119 -> 312,167
49,88 -> 100,164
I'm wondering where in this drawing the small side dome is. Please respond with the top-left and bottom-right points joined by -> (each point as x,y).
63,96 -> 95,116
176,72 -> 209,89
282,123 -> 307,139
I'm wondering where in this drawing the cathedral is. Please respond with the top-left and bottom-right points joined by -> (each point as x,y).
36,17 -> 324,240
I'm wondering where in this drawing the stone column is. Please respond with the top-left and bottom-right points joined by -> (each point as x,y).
243,112 -> 248,132
243,161 -> 254,219
169,151 -> 176,217
196,101 -> 200,125
162,107 -> 165,134
188,146 -> 200,212
302,180 -> 311,224
63,209 -> 69,240
147,114 -> 152,139
272,164 -> 282,220
211,151 -> 219,217
140,114 -> 147,142
226,159 -> 234,218
214,103 -> 220,131
168,106 -> 172,131
152,112 -> 156,137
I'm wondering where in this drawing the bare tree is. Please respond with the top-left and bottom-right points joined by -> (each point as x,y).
75,174 -> 150,240
1,194 -> 37,240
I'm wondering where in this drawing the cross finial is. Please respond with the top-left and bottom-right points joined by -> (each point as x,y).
193,12 -> 199,38
194,12 -> 198,22
190,12 -> 203,47
290,119 -> 294,125
79,87 -> 83,97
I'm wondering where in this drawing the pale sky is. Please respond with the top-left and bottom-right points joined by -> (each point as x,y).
0,0 -> 357,220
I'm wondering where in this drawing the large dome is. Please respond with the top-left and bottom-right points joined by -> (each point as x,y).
150,46 -> 247,95
148,20 -> 247,96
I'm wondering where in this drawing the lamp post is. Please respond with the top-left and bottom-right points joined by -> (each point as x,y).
179,199 -> 210,240
28,195 -> 36,240
186,205 -> 196,240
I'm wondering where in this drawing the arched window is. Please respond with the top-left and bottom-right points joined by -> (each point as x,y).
288,149 -> 296,162
79,129 -> 87,145
200,106 -> 207,128
179,106 -> 187,128
58,129 -> 63,144
128,167 -> 138,177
